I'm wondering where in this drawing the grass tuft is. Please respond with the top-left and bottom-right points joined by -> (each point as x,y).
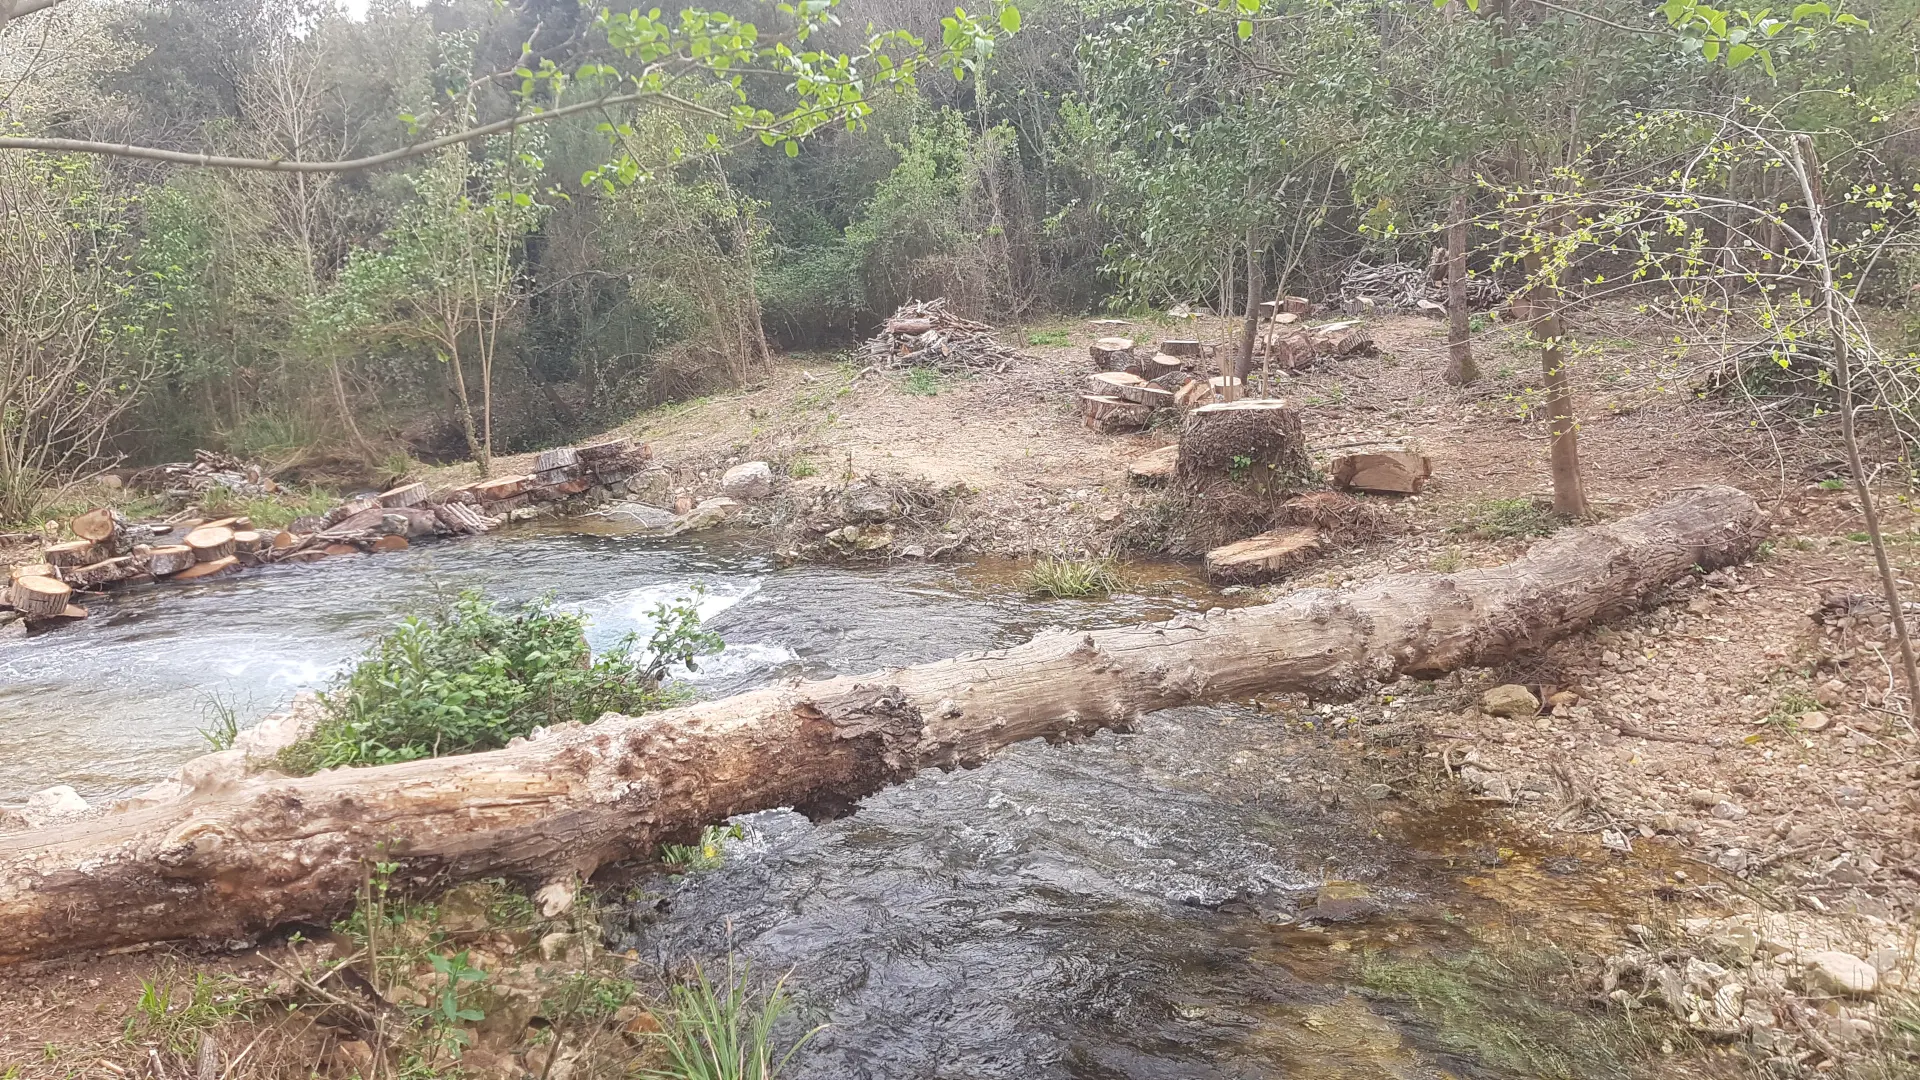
1453,497 -> 1561,540
1025,555 -> 1126,598
1026,329 -> 1072,347
642,957 -> 822,1080
901,367 -> 941,396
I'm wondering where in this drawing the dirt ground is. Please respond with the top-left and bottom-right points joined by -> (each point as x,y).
7,306 -> 1920,1074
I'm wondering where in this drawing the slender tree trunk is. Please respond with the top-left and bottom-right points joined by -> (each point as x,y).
1235,228 -> 1263,383
0,487 -> 1766,965
1445,161 -> 1477,385
1519,208 -> 1587,517
1793,134 -> 1920,711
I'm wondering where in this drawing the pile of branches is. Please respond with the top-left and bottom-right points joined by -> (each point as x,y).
128,449 -> 278,499
1341,262 -> 1505,311
861,299 -> 1024,373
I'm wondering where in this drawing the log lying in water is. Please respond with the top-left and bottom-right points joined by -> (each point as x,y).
0,486 -> 1765,965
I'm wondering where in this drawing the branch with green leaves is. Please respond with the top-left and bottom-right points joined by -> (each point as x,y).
0,0 -> 1021,176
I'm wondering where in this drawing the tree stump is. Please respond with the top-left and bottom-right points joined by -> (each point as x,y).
1118,383 -> 1175,407
379,483 -> 427,508
1177,399 -> 1315,505
1143,354 -> 1186,381
147,546 -> 197,576
1208,376 -> 1244,403
1128,445 -> 1180,486
43,541 -> 94,569
1311,321 -> 1375,358
1090,337 -> 1136,371
185,527 -> 236,562
9,575 -> 69,619
71,507 -> 130,554
1159,339 -> 1202,357
1204,526 -> 1323,585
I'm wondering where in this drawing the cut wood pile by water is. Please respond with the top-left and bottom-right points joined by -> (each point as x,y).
2,438 -> 651,630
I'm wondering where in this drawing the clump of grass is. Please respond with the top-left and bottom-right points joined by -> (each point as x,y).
124,972 -> 248,1054
278,589 -> 722,773
645,958 -> 822,1080
786,457 -> 818,479
196,692 -> 244,751
198,484 -> 339,529
1429,547 -> 1466,573
1453,497 -> 1561,540
1026,328 -> 1072,346
901,367 -> 941,396
1025,555 -> 1126,598
662,823 -> 746,872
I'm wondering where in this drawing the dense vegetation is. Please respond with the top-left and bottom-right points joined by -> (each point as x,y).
279,588 -> 722,771
0,0 -> 1916,519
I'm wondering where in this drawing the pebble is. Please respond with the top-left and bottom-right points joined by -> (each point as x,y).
1481,684 -> 1540,719
1798,710 -> 1831,732
1689,789 -> 1732,810
1816,679 -> 1849,707
1363,783 -> 1393,800
1711,800 -> 1748,821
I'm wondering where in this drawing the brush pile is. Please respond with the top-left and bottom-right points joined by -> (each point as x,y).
128,449 -> 280,499
862,299 -> 1024,373
1340,262 -> 1504,311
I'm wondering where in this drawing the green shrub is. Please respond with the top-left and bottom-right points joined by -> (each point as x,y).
1025,555 -> 1126,598
643,958 -> 821,1080
280,589 -> 721,772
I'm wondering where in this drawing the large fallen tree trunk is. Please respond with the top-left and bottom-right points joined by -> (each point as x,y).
0,486 -> 1764,965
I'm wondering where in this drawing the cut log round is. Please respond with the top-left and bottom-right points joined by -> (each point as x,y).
1087,371 -> 1146,396
9,575 -> 70,619
231,530 -> 266,554
1159,339 -> 1202,358
184,527 -> 236,562
1080,394 -> 1154,434
1177,399 -> 1314,504
1312,322 -> 1375,358
1263,331 -> 1314,371
1283,295 -> 1313,315
536,447 -> 579,472
0,486 -> 1767,964
11,562 -> 55,583
271,530 -> 305,551
71,507 -> 125,545
323,543 -> 361,556
1128,445 -> 1180,486
370,534 -> 410,553
171,555 -> 238,581
147,545 -> 197,576
1089,337 -> 1136,371
577,437 -> 641,464
67,557 -> 139,590
321,502 -> 376,528
1207,376 -> 1244,403
1204,525 -> 1323,585
1144,354 -> 1186,380
474,475 -> 533,501
379,483 -> 427,509
1330,450 -> 1432,495
43,541 -> 95,568
1118,383 -> 1176,408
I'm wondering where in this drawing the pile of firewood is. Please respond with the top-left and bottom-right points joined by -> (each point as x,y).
1079,323 -> 1378,433
1340,262 -> 1504,312
3,438 -> 651,629
861,299 -> 1025,373
127,449 -> 280,500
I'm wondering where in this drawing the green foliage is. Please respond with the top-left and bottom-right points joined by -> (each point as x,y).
196,693 -> 243,751
1025,555 -> 1125,598
280,590 -> 720,772
125,973 -> 247,1053
641,958 -> 822,1080
197,485 -> 339,529
1026,329 -> 1071,346
662,823 -> 746,871
1453,497 -> 1561,540
786,457 -> 819,479
901,367 -> 942,396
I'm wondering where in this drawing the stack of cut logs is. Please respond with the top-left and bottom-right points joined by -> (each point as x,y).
3,438 -> 650,629
863,298 -> 1025,373
1079,311 -> 1377,433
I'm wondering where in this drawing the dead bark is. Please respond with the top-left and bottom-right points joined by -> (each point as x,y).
0,486 -> 1764,965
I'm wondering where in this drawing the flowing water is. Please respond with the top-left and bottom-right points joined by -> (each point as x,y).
0,524 -> 1641,1078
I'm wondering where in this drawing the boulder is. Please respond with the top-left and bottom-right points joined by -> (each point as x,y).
1481,684 -> 1539,719
720,461 -> 775,500
1803,951 -> 1878,997
842,481 -> 898,523
666,497 -> 742,535
20,784 -> 92,828
599,502 -> 679,530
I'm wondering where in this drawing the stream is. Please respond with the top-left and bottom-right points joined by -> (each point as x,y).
0,524 -> 1635,1078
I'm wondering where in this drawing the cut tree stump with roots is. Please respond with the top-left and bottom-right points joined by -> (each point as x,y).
1177,399 -> 1315,505
0,485 -> 1766,965
1204,526 -> 1323,585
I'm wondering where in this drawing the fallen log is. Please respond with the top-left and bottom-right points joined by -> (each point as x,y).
0,486 -> 1765,964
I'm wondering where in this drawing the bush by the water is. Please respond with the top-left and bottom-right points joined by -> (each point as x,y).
1024,555 -> 1126,598
280,589 -> 721,772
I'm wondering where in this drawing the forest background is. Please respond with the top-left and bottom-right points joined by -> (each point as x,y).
1,0 -> 1917,521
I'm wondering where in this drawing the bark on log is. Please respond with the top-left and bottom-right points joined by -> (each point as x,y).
1178,400 -> 1313,505
1118,383 -> 1176,408
1090,337 -> 1136,371
1159,340 -> 1202,358
536,447 -> 579,472
43,541 -> 95,568
9,575 -> 69,619
185,527 -> 236,562
147,545 -> 197,576
380,483 -> 428,509
1087,371 -> 1146,396
1080,394 -> 1154,433
0,486 -> 1766,965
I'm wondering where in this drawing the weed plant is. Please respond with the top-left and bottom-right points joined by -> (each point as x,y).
1025,555 -> 1126,598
